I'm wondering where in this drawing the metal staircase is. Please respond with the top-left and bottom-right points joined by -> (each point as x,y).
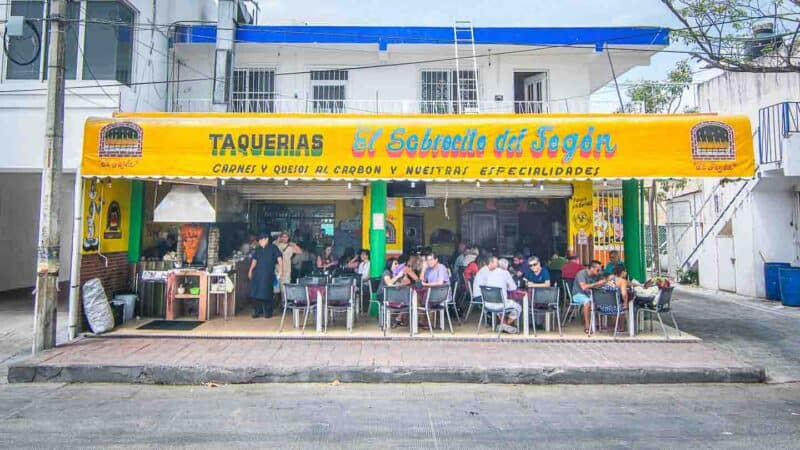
676,176 -> 759,272
453,20 -> 480,113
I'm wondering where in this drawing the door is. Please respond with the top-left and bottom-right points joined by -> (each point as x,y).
469,214 -> 497,251
523,74 -> 547,113
404,214 -> 424,253
716,236 -> 736,292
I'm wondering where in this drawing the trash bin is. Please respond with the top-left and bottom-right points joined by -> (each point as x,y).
765,262 -> 791,300
778,267 -> 800,307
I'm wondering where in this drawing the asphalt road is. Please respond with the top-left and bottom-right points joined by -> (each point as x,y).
1,383 -> 799,449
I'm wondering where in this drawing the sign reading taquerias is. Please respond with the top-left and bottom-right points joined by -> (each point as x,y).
82,113 -> 754,180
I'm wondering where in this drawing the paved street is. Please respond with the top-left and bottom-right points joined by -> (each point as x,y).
672,286 -> 800,383
1,382 -> 799,449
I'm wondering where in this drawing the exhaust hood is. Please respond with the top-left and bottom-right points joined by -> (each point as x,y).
153,184 -> 216,223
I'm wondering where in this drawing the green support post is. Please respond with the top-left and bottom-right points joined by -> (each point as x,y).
127,180 -> 144,263
368,181 -> 387,316
622,179 -> 645,282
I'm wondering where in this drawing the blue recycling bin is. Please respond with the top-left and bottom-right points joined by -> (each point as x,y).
778,267 -> 800,307
765,262 -> 791,300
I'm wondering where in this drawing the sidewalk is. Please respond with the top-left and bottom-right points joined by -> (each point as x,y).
8,336 -> 763,385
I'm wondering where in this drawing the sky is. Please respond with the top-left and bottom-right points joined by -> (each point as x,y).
252,0 -> 718,109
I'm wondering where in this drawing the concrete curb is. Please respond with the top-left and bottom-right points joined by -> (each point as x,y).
7,363 -> 766,385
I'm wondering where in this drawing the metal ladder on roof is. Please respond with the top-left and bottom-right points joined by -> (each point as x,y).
453,20 -> 480,114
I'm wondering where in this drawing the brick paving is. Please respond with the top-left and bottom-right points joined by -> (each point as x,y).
8,336 -> 763,384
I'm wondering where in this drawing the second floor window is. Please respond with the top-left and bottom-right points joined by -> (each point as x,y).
420,70 -> 478,114
5,0 -> 135,85
231,68 -> 275,112
311,70 -> 347,113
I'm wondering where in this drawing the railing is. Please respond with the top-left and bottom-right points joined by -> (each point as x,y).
758,101 -> 800,164
170,98 -> 593,114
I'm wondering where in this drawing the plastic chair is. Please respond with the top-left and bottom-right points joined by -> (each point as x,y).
560,278 -> 583,328
324,283 -> 354,333
382,285 -> 413,336
299,276 -> 322,286
419,285 -> 454,335
464,281 -> 482,321
279,284 -> 316,334
530,286 -> 562,337
591,288 -> 624,336
638,287 -> 680,339
477,286 -> 514,338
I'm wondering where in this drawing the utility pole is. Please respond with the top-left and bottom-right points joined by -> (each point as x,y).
33,0 -> 67,353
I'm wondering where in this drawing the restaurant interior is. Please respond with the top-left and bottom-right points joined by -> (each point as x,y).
96,178 -> 684,341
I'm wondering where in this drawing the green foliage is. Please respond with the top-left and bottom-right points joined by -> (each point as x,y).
626,60 -> 693,113
662,0 -> 800,72
678,269 -> 699,285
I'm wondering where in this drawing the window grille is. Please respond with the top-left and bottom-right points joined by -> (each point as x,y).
231,68 -> 275,113
311,70 -> 348,113
420,70 -> 477,114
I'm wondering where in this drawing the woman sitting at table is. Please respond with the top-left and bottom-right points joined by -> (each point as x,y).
602,264 -> 630,332
316,245 -> 338,271
402,254 -> 421,284
380,258 -> 411,327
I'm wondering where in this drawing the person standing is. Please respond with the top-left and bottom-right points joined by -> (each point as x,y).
275,231 -> 303,289
249,232 -> 283,318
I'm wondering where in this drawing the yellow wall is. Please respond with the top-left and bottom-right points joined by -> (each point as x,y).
567,181 -> 593,262
82,178 -> 132,254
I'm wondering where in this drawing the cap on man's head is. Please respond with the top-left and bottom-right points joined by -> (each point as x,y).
257,232 -> 270,240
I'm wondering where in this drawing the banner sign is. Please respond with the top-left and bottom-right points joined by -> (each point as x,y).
82,114 -> 755,180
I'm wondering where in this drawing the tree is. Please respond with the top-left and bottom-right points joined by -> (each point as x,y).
625,60 -> 694,113
662,0 -> 800,72
624,60 -> 694,273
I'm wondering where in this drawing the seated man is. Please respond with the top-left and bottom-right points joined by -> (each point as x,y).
572,260 -> 607,334
423,252 -> 450,286
561,255 -> 583,280
473,256 -> 521,333
604,250 -> 625,276
520,256 -> 551,287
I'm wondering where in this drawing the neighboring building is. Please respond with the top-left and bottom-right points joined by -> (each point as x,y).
665,71 -> 800,297
0,0 -> 217,292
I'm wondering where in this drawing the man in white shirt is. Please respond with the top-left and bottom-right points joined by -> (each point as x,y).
473,256 -> 521,333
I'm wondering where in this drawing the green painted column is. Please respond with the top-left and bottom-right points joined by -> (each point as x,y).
622,179 -> 645,282
368,181 -> 387,316
127,180 -> 144,263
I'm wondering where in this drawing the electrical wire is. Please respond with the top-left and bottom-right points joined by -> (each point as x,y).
0,16 -> 779,95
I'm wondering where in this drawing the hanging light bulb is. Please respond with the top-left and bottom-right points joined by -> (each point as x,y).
284,179 -> 289,186
158,179 -> 163,186
410,181 -> 416,188
603,179 -> 608,187
476,181 -> 481,188
347,182 -> 352,189
539,181 -> 545,191
220,179 -> 226,186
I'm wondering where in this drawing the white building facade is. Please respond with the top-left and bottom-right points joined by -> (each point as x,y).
666,71 -> 800,298
0,0 -> 216,292
0,0 -> 668,293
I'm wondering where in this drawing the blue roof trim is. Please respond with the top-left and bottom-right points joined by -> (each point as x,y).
173,25 -> 669,48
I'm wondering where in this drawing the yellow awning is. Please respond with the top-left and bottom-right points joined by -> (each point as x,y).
81,113 -> 754,180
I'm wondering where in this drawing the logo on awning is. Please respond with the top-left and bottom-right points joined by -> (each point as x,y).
691,121 -> 735,161
99,122 -> 143,158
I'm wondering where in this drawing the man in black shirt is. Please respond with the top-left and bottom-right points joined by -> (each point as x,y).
249,232 -> 283,318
